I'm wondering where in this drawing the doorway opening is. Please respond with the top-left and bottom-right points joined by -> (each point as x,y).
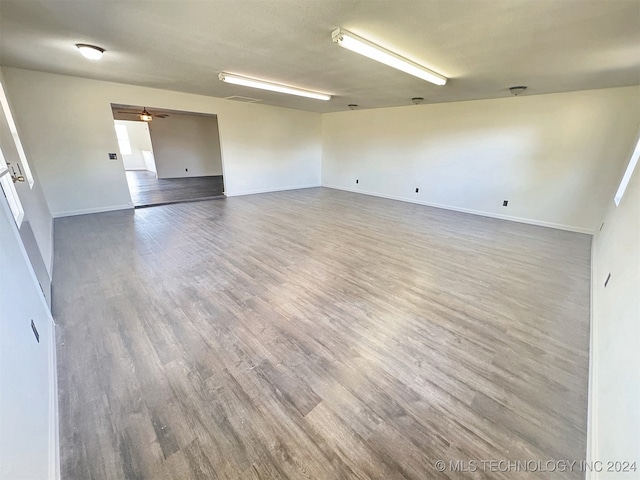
111,104 -> 225,207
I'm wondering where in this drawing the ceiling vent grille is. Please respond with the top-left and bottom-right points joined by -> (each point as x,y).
223,95 -> 263,103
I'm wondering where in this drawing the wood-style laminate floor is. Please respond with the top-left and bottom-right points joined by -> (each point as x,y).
53,188 -> 591,480
126,170 -> 224,207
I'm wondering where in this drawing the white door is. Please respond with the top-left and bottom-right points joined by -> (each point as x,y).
0,175 -> 59,479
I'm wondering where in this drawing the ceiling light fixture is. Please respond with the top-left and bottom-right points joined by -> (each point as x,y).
509,86 -> 527,96
331,28 -> 447,86
76,43 -> 105,60
411,97 -> 424,105
218,73 -> 331,101
348,104 -> 358,110
139,108 -> 153,122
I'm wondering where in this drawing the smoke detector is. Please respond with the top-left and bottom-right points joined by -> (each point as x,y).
509,86 -> 527,96
411,97 -> 424,105
348,104 -> 358,110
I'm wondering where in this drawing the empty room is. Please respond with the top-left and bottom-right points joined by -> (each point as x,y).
0,1 -> 638,480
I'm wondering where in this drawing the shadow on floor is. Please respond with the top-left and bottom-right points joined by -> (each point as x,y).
126,170 -> 224,207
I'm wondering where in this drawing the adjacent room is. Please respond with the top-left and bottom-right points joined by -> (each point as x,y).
0,1 -> 638,480
112,105 -> 225,207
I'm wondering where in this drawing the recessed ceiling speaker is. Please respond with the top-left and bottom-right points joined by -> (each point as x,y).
348,104 -> 358,110
411,97 -> 424,105
509,86 -> 527,96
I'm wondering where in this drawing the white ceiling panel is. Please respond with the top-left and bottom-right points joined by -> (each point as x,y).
0,0 -> 638,112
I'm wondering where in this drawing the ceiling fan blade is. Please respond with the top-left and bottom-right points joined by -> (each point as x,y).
115,109 -> 169,118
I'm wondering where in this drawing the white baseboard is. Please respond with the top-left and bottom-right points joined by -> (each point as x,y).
322,184 -> 595,235
586,239 -> 599,480
49,320 -> 60,480
48,215 -> 54,279
225,183 -> 320,197
53,203 -> 134,218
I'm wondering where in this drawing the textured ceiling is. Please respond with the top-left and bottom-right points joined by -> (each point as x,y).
1,0 -> 639,113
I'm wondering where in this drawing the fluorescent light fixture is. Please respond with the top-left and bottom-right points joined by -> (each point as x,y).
614,135 -> 640,206
331,28 -> 447,86
218,73 -> 331,101
76,44 -> 105,60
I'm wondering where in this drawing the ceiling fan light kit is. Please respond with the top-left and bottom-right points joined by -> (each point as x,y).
218,72 -> 331,101
75,44 -> 105,60
331,28 -> 447,86
139,108 -> 153,122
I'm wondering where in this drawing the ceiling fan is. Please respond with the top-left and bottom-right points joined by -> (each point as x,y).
116,107 -> 169,121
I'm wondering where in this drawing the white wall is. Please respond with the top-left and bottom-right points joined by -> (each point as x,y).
588,143 -> 640,478
149,113 -> 223,179
0,69 -> 54,279
12,67 -> 635,233
1,68 -> 322,217
322,86 -> 640,233
115,120 -> 152,171
0,188 -> 59,480
142,150 -> 156,174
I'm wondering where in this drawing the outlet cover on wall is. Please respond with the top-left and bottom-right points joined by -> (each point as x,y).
108,153 -> 118,160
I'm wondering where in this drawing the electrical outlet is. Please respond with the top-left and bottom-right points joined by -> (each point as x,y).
108,153 -> 118,160
503,200 -> 508,206
415,188 -> 419,193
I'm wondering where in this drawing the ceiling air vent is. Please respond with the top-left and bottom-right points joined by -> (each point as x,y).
223,95 -> 263,103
